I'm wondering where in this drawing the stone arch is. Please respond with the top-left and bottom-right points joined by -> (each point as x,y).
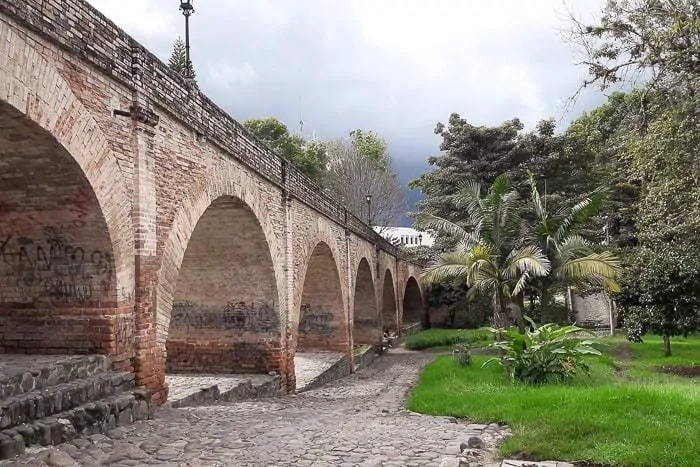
381,269 -> 398,333
296,241 -> 347,352
402,276 -> 425,326
156,165 -> 285,376
352,258 -> 379,345
0,29 -> 134,360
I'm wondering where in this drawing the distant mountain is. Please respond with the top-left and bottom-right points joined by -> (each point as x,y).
394,159 -> 430,227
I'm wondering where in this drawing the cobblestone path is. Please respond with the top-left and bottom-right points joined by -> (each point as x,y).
5,350 -> 508,466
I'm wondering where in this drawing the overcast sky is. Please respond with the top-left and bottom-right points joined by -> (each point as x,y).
88,0 -> 606,181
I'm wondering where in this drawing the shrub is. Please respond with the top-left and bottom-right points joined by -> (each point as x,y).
403,328 -> 492,350
485,319 -> 601,384
452,343 -> 472,366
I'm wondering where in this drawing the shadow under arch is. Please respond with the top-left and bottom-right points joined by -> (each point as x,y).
296,242 -> 347,352
402,276 -> 426,327
164,195 -> 281,374
381,269 -> 398,333
352,258 -> 379,345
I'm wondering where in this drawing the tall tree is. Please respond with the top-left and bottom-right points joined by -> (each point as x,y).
525,173 -> 621,307
168,37 -> 189,77
419,176 -> 551,331
571,0 -> 699,94
243,117 -> 327,181
325,136 -> 404,228
349,129 -> 390,171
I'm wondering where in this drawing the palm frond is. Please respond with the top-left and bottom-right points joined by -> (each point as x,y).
556,234 -> 592,263
504,245 -> 552,279
554,189 -> 606,242
555,251 -> 621,292
528,172 -> 547,222
414,213 -> 479,247
421,251 -> 470,284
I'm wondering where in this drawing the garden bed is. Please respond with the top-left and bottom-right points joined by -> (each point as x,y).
406,335 -> 700,467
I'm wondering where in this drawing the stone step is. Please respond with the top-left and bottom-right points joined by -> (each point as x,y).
0,390 -> 152,460
0,355 -> 111,400
0,372 -> 134,431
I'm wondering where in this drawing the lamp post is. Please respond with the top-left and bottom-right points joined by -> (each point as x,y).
365,194 -> 372,226
179,0 -> 195,79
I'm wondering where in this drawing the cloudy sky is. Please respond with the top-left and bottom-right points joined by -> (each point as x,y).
87,0 -> 606,190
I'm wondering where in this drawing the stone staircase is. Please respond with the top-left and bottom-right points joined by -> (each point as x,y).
0,355 -> 152,459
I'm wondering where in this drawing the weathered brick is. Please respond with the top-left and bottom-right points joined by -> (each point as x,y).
0,0 -> 427,403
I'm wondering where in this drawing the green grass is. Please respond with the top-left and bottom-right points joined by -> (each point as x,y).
403,327 -> 492,350
406,335 -> 700,467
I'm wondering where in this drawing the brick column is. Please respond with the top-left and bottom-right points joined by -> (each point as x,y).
128,44 -> 166,404
281,161 -> 296,392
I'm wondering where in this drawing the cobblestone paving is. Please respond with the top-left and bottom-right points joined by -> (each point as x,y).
165,374 -> 276,405
294,352 -> 346,390
5,349 -> 510,466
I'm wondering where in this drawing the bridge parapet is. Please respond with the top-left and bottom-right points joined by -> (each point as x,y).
1,0 -> 398,256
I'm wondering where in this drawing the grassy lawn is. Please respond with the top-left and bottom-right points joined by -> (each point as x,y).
406,335 -> 700,467
403,327 -> 492,350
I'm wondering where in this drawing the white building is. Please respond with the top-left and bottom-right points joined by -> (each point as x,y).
374,226 -> 435,248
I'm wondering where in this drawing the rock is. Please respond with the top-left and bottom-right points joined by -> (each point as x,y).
467,436 -> 484,449
156,447 -> 179,461
46,449 -> 77,467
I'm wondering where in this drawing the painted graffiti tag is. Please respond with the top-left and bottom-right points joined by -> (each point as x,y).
0,228 -> 114,305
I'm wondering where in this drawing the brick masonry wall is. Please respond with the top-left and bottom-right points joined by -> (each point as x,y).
0,2 -> 426,397
166,197 -> 281,374
0,31 -> 134,368
381,270 -> 398,333
402,277 -> 425,325
297,243 -> 347,352
352,259 -> 380,345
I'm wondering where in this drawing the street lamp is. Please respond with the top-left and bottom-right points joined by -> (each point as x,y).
179,0 -> 195,79
365,194 -> 372,225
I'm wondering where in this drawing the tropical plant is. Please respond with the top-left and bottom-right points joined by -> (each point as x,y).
419,175 -> 551,331
485,319 -> 602,384
525,172 -> 622,306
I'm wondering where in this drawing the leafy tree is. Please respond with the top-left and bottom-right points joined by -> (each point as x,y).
571,0 -> 699,94
243,117 -> 327,181
168,37 -> 191,78
349,129 -> 390,171
410,115 -> 594,234
419,175 -> 551,331
615,99 -> 700,355
619,243 -> 700,356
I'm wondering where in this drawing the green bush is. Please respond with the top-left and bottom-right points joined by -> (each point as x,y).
485,319 -> 601,384
403,328 -> 492,350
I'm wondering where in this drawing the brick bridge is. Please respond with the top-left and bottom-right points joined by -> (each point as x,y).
0,0 -> 425,405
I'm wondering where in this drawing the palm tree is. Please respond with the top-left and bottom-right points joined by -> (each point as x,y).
418,175 -> 551,331
525,172 -> 621,308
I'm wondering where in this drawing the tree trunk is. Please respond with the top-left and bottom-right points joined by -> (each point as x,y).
663,333 -> 672,357
492,289 -> 511,329
509,298 -> 526,334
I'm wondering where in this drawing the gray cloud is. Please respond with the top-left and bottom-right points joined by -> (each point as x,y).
88,0 -> 607,176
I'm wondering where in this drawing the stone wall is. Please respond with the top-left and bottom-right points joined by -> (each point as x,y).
572,292 -> 613,330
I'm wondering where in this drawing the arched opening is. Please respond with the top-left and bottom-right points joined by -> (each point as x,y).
381,270 -> 398,333
166,196 -> 280,374
403,277 -> 425,326
352,258 -> 379,345
0,102 -> 121,356
297,242 -> 346,352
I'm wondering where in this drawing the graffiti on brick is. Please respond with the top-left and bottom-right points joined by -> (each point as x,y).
298,304 -> 337,337
0,227 -> 114,304
171,300 -> 280,333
